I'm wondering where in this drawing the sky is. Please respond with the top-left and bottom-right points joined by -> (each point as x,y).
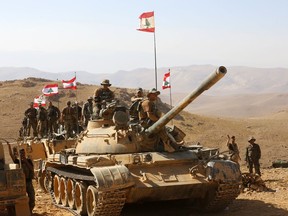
0,0 -> 287,74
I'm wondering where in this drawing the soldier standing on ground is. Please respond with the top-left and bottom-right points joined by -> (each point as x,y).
72,101 -> 83,134
14,149 -> 35,213
61,101 -> 75,139
93,79 -> 115,117
226,135 -> 241,164
37,104 -> 48,138
24,102 -> 38,137
47,101 -> 61,136
82,97 -> 93,127
245,136 -> 261,175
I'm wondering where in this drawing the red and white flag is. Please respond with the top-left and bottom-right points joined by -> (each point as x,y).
42,84 -> 59,96
162,72 -> 171,89
62,77 -> 77,89
137,11 -> 155,33
33,95 -> 46,108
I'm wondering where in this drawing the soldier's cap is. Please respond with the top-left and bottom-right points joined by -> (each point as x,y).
88,96 -> 93,101
30,102 -> 34,106
67,101 -> 71,105
101,79 -> 111,86
147,88 -> 160,96
248,136 -> 256,142
231,135 -> 235,139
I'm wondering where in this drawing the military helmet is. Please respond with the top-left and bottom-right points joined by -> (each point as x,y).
101,79 -> 111,86
137,87 -> 143,93
88,96 -> 93,101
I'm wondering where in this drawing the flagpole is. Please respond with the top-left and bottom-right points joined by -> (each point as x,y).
168,69 -> 173,125
153,32 -> 158,90
75,71 -> 79,135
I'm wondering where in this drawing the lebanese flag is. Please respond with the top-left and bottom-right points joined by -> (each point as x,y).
33,95 -> 46,108
162,72 -> 171,89
42,84 -> 59,96
137,11 -> 155,33
62,77 -> 77,89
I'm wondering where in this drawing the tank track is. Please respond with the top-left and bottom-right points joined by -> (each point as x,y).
203,182 -> 240,212
45,169 -> 128,216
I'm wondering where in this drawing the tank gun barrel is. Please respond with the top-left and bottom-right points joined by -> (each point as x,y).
146,66 -> 227,135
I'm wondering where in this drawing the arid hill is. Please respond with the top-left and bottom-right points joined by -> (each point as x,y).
1,78 -> 288,216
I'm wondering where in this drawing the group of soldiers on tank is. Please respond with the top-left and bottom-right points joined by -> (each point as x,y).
20,78 -> 179,151
226,135 -> 262,176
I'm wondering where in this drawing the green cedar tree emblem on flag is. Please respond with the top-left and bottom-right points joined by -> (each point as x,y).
144,19 -> 151,28
47,88 -> 54,93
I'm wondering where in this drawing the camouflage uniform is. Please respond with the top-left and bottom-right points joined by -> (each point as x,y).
61,101 -> 76,139
82,97 -> 93,127
24,103 -> 38,137
37,105 -> 48,138
93,79 -> 115,117
47,102 -> 61,135
15,150 -> 35,213
245,136 -> 261,175
227,135 -> 241,164
129,88 -> 144,122
139,88 -> 178,152
72,102 -> 83,134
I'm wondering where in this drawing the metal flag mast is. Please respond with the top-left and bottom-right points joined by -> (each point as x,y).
153,17 -> 158,90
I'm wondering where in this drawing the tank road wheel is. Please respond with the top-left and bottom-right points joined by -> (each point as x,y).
86,186 -> 99,216
60,177 -> 68,207
74,181 -> 87,215
53,175 -> 61,204
67,178 -> 75,209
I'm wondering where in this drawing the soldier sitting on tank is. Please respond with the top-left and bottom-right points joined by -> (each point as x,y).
139,88 -> 179,152
24,102 -> 38,137
14,149 -> 35,213
129,87 -> 144,123
93,79 -> 115,118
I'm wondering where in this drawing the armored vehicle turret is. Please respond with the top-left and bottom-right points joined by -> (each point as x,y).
39,66 -> 242,216
0,138 -> 31,216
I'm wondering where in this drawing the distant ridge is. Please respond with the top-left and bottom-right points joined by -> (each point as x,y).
1,65 -> 288,95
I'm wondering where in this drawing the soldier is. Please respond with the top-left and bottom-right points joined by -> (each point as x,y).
14,149 -> 35,213
129,88 -> 144,122
226,135 -> 241,164
24,102 -> 38,137
93,79 -> 115,117
37,104 -> 48,138
82,97 -> 93,127
72,101 -> 83,134
245,136 -> 261,175
139,88 -> 161,128
61,101 -> 75,139
139,88 -> 178,152
47,101 -> 61,136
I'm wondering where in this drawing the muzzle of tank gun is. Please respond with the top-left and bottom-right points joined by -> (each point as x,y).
146,66 -> 227,136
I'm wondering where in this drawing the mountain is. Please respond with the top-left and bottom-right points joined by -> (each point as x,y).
1,65 -> 288,95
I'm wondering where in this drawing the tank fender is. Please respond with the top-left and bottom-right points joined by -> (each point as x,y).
206,160 -> 242,183
90,165 -> 134,190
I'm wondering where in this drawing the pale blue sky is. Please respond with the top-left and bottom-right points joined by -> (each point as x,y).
0,0 -> 287,74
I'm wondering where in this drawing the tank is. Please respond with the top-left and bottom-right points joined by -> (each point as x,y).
39,66 -> 242,216
0,138 -> 31,216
